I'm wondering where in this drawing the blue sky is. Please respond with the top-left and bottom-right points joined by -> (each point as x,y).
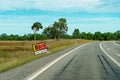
0,0 -> 120,35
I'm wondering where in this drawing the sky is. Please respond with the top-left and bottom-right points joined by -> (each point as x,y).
0,0 -> 120,35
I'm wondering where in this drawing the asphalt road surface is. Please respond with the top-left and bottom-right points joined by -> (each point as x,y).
0,41 -> 120,80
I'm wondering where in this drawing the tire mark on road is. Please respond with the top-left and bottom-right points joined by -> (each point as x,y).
102,55 -> 117,75
98,54 -> 120,80
55,55 -> 76,80
98,55 -> 108,74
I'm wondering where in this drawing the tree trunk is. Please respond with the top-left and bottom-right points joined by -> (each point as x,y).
34,30 -> 37,43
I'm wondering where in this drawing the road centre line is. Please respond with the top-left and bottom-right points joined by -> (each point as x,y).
24,43 -> 90,80
100,43 -> 120,67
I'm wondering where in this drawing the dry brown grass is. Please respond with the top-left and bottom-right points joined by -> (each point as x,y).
0,39 -> 91,72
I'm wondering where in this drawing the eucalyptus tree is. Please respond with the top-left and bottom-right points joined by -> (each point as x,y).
53,18 -> 68,40
72,28 -> 80,39
43,18 -> 68,40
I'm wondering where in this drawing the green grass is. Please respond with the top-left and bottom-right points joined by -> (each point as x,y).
0,39 -> 92,72
116,41 -> 120,44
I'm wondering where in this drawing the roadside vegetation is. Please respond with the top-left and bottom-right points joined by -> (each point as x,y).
0,17 -> 120,72
0,39 -> 91,72
0,18 -> 120,41
0,29 -> 120,41
116,41 -> 120,44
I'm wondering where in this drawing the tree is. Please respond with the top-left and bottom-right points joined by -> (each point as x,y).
72,28 -> 80,39
53,18 -> 68,40
0,33 -> 8,40
43,18 -> 68,40
61,34 -> 72,39
22,34 -> 28,40
31,22 -> 43,42
94,31 -> 103,40
103,32 -> 112,40
43,26 -> 54,39
86,32 -> 93,40
80,32 -> 87,39
114,30 -> 120,40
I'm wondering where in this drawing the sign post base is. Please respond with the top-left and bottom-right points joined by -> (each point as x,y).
35,49 -> 48,55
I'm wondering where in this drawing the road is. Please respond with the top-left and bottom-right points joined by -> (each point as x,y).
0,41 -> 120,80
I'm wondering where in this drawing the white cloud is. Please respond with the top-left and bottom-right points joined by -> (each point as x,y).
0,0 -> 120,12
78,17 -> 120,22
0,0 -> 103,10
95,0 -> 120,12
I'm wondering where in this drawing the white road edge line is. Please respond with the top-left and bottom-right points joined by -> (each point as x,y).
113,41 -> 120,47
99,42 -> 120,67
24,43 -> 90,80
117,53 -> 120,57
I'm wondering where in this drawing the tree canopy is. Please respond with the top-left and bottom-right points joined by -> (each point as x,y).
0,18 -> 120,41
43,18 -> 68,40
72,28 -> 80,39
31,22 -> 43,41
31,22 -> 43,32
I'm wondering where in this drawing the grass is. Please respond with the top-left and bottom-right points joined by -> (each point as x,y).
0,39 -> 91,72
116,41 -> 120,44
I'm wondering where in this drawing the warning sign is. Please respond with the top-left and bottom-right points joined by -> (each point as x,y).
32,42 -> 48,54
38,42 -> 46,50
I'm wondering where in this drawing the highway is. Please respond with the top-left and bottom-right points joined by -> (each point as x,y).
0,41 -> 120,80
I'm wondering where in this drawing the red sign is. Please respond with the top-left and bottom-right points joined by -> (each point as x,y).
38,42 -> 46,50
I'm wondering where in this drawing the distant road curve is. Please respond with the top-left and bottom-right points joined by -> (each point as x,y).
0,41 -> 120,80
